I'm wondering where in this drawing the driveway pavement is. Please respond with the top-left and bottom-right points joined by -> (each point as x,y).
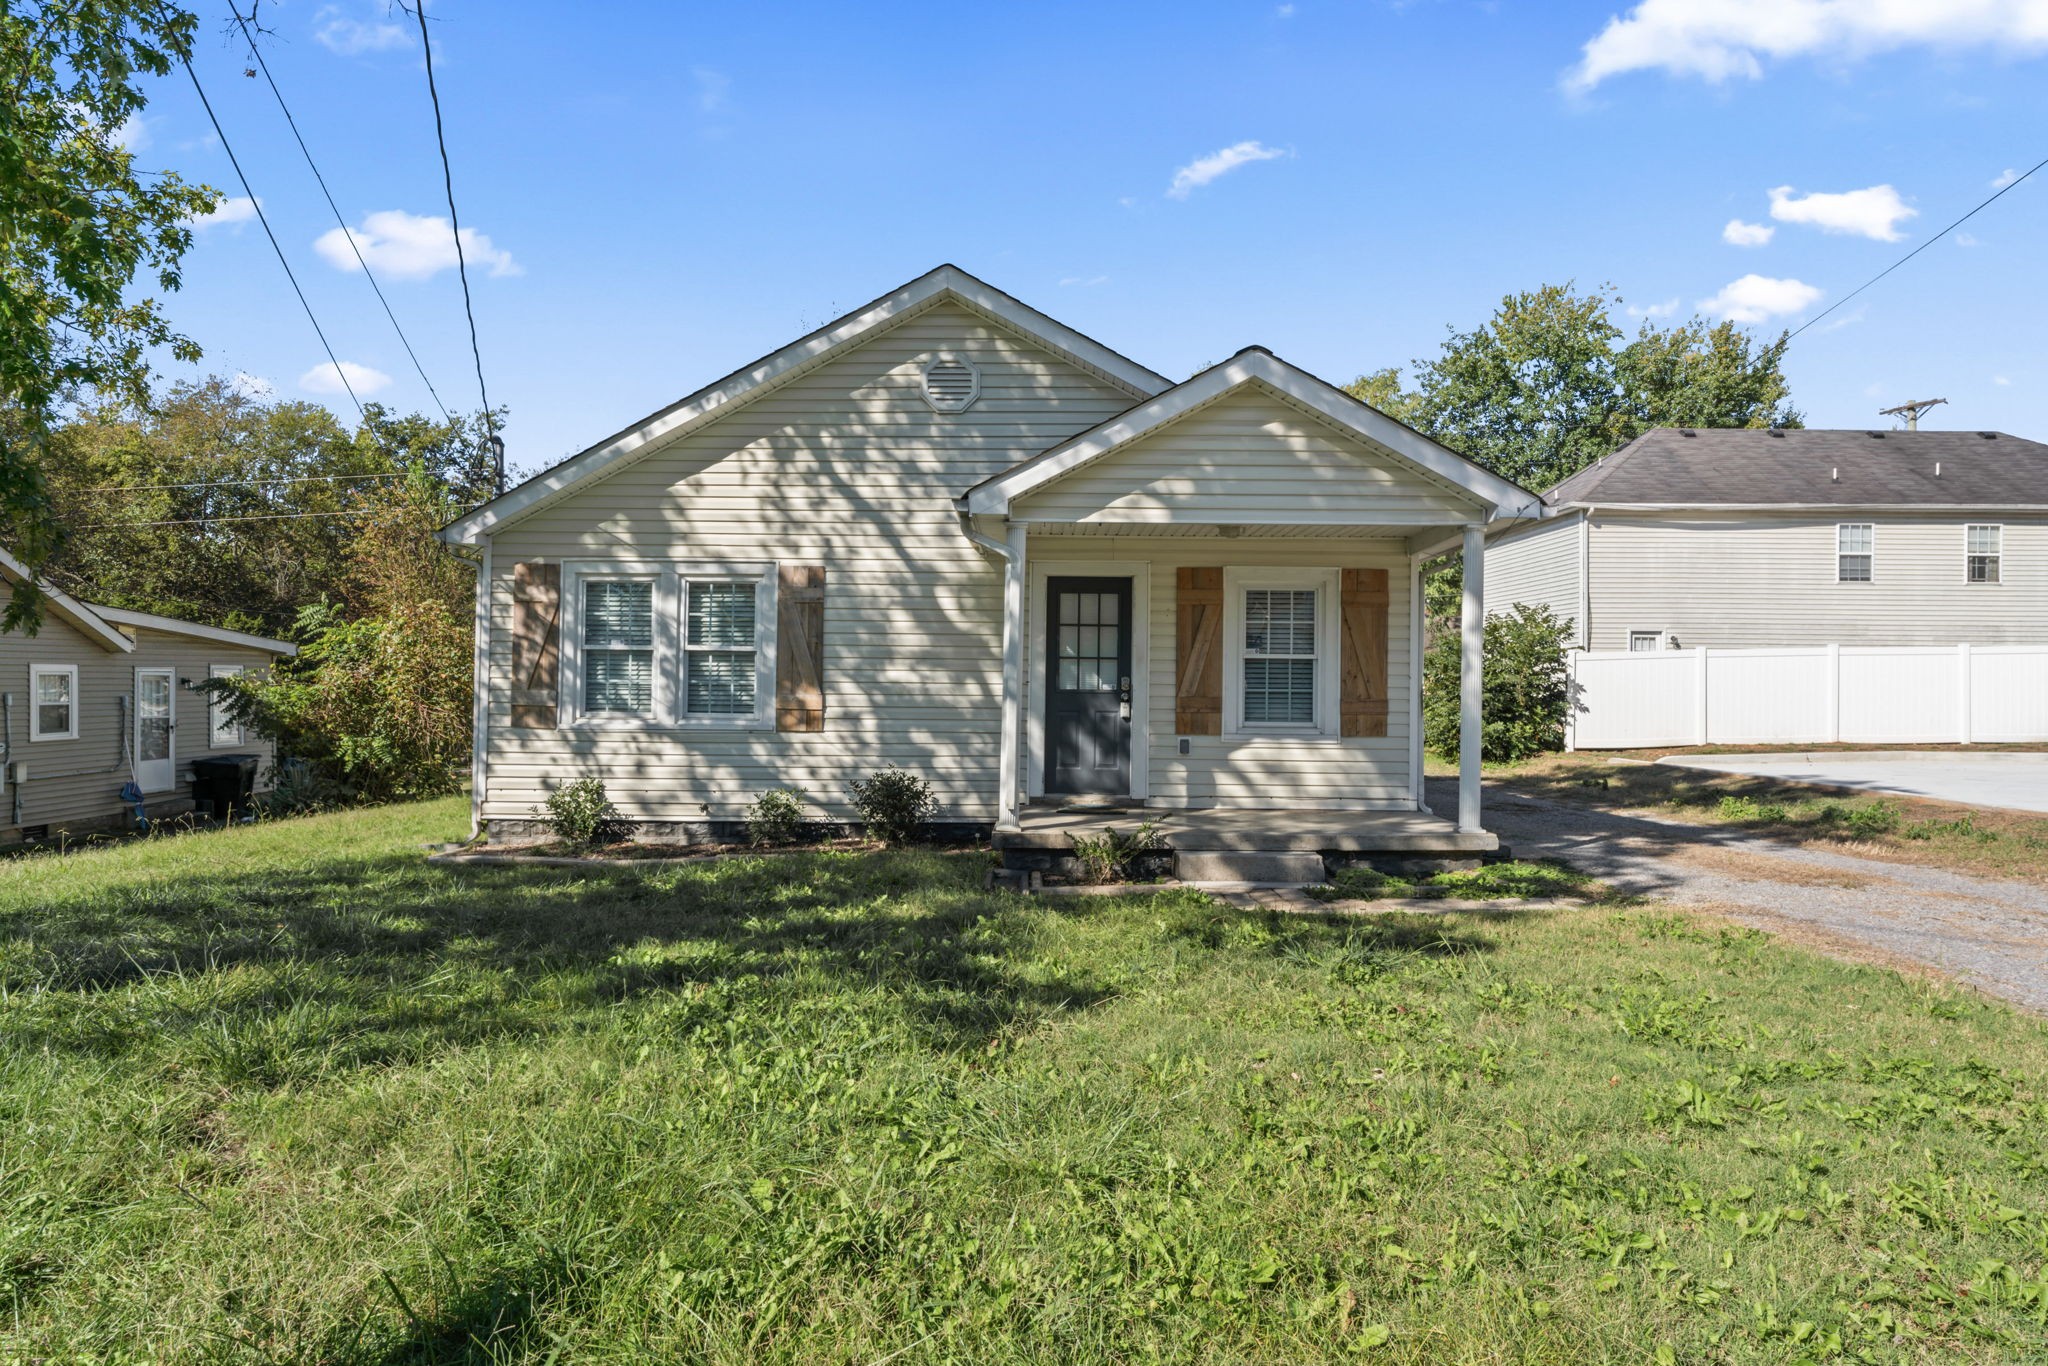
1657,751 -> 2048,814
1428,777 -> 2048,1014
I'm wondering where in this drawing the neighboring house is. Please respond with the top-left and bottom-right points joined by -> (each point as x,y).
1486,427 -> 2048,651
1,548 -> 294,844
439,265 -> 1541,844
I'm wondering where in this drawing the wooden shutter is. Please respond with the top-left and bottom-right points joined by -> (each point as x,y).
776,565 -> 826,732
1339,567 -> 1390,738
509,561 -> 561,728
1175,566 -> 1224,735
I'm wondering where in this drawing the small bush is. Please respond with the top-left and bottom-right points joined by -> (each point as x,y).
1070,820 -> 1169,883
847,766 -> 938,845
1423,602 -> 1573,764
1817,798 -> 1902,837
257,758 -> 351,816
745,787 -> 810,846
535,776 -> 630,848
1715,794 -> 1789,823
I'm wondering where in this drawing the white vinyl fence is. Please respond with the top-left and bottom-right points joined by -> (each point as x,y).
1568,644 -> 2048,750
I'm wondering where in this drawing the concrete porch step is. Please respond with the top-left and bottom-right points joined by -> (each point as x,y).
1173,850 -> 1328,885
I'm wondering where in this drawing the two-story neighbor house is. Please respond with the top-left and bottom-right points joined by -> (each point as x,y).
1486,426 -> 2048,651
439,266 -> 1544,859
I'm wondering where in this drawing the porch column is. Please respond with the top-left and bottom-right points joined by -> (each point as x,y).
1458,522 -> 1484,834
996,520 -> 1028,831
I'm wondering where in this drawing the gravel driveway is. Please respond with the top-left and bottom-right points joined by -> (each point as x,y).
1430,777 -> 2048,1014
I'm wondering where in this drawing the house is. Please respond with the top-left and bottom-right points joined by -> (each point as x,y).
1486,426 -> 2048,652
1,548 -> 294,844
438,265 -> 1543,860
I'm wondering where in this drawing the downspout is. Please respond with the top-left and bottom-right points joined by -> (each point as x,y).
957,511 -> 1025,831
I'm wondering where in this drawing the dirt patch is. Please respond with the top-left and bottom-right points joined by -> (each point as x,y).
1662,843 -> 1882,889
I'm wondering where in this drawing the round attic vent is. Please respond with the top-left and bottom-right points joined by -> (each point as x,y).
921,355 -> 980,413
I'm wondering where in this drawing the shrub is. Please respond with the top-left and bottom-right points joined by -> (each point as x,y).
745,787 -> 810,846
1715,794 -> 1789,823
536,777 -> 630,848
847,766 -> 938,845
1070,820 -> 1169,883
1423,602 -> 1573,764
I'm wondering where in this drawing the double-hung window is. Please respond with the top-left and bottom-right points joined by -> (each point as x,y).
564,563 -> 775,727
1966,524 -> 2001,584
30,664 -> 78,742
683,579 -> 758,717
582,578 -> 658,717
1223,568 -> 1339,737
1837,524 -> 1873,583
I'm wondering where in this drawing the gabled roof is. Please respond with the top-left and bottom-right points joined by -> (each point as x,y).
0,547 -> 133,653
960,347 -> 1543,520
88,605 -> 296,655
438,264 -> 1172,545
1547,427 -> 2048,508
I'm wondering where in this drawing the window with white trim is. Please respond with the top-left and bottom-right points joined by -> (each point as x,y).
30,664 -> 78,741
582,578 -> 657,716
1966,524 -> 2001,584
209,664 -> 247,745
1837,523 -> 1873,582
1223,568 -> 1339,736
1628,631 -> 1664,652
683,578 -> 758,716
562,563 -> 775,727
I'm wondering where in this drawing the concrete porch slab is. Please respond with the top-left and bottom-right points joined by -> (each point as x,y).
995,807 -> 1499,854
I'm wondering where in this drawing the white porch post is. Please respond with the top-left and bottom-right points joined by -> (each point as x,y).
997,520 -> 1028,830
1409,552 -> 1428,812
1458,523 -> 1484,834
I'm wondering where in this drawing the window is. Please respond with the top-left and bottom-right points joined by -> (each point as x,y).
209,664 -> 247,746
582,578 -> 656,715
1223,568 -> 1339,736
1628,631 -> 1664,652
1967,524 -> 2002,584
29,664 -> 77,741
1837,524 -> 1873,582
684,580 -> 757,715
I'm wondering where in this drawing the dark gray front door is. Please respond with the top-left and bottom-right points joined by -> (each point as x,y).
1046,576 -> 1132,796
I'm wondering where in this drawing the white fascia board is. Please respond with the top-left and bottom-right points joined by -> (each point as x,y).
1557,501 -> 2048,513
87,605 -> 297,655
0,548 -> 132,652
439,265 -> 1171,545
964,350 -> 1543,519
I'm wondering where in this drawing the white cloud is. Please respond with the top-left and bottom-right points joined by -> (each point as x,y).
1767,183 -> 1916,241
298,361 -> 391,397
1167,141 -> 1288,199
1722,218 -> 1774,246
114,113 -> 150,154
1955,231 -> 1980,246
1994,374 -> 2012,385
314,209 -> 520,281
1697,273 -> 1823,322
1568,0 -> 2048,90
1276,3 -> 1297,15
1626,297 -> 1681,318
187,195 -> 260,230
315,5 -> 410,55
1059,275 -> 1110,287
230,371 -> 275,399
691,67 -> 730,114
1992,167 -> 2022,187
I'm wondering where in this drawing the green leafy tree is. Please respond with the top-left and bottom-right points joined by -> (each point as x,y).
1,0 -> 216,629
1423,604 -> 1574,764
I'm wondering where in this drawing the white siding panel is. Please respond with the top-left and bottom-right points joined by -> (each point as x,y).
1484,515 -> 1583,639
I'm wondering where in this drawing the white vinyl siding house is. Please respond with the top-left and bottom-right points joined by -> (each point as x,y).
1480,512 -> 1585,645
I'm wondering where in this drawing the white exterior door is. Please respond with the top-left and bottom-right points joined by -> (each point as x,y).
134,668 -> 175,793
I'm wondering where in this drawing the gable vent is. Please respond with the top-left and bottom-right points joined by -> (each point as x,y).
921,355 -> 980,413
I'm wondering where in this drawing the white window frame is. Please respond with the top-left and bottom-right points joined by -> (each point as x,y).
1965,524 -> 2002,585
1627,631 -> 1666,653
28,663 -> 79,742
1221,566 -> 1340,739
208,664 -> 248,747
556,560 -> 776,730
1837,523 -> 1874,583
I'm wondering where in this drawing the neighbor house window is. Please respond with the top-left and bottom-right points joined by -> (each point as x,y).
29,664 -> 78,741
1967,524 -> 2001,584
1628,631 -> 1664,652
683,579 -> 758,716
1223,568 -> 1338,736
1837,524 -> 1873,582
208,664 -> 247,745
582,578 -> 656,715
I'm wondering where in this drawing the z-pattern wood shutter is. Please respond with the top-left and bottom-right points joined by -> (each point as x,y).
776,565 -> 826,732
1339,567 -> 1390,738
509,561 -> 561,728
1175,566 -> 1224,735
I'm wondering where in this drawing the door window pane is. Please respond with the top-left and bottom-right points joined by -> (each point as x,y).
1054,590 -> 1120,691
138,674 -> 171,761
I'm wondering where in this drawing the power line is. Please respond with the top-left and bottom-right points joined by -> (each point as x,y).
406,0 -> 498,486
82,471 -> 403,494
227,4 -> 452,422
178,53 -> 365,418
1787,155 -> 2047,343
84,510 -> 379,529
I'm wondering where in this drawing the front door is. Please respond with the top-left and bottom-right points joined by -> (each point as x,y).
135,668 -> 175,793
1046,576 -> 1133,796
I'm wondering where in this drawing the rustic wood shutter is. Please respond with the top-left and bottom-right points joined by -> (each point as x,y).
1174,566 -> 1224,735
1339,567 -> 1390,738
509,561 -> 562,728
775,565 -> 826,732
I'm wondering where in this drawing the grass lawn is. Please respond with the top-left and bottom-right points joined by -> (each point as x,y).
4,800 -> 2047,1363
1487,753 -> 2048,885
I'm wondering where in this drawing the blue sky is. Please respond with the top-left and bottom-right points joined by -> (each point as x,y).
141,0 -> 2048,471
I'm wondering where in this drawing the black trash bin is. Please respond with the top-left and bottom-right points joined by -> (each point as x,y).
190,753 -> 261,820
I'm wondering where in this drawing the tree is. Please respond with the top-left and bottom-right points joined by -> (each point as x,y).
1422,604 -> 1574,764
1,0 -> 216,630
1347,283 -> 1800,492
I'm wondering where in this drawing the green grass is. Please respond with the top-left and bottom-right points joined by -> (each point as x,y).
4,800 -> 2047,1363
1308,859 -> 1596,904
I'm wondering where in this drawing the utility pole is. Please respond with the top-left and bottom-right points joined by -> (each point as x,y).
1879,397 -> 1947,431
